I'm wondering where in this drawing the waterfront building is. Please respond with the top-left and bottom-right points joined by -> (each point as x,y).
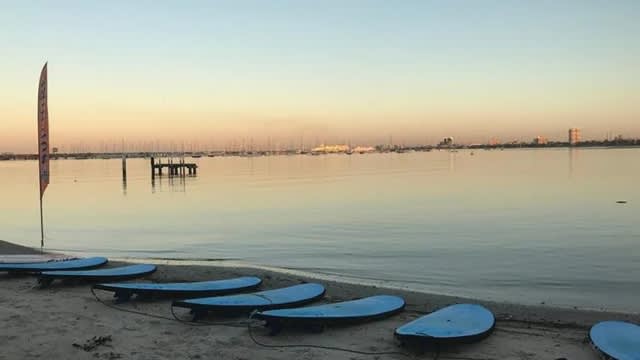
352,146 -> 375,153
311,144 -> 350,153
568,128 -> 581,145
533,136 -> 548,145
439,137 -> 454,147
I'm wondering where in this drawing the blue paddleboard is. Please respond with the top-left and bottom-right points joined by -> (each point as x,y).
0,257 -> 108,273
255,295 -> 405,325
93,276 -> 262,301
395,304 -> 495,344
173,283 -> 326,316
590,321 -> 640,360
39,264 -> 156,286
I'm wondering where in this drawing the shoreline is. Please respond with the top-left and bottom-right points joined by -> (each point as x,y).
119,256 -> 639,323
3,239 -> 639,326
2,240 -> 638,359
2,143 -> 640,161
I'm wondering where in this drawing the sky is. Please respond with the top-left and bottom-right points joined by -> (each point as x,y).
1,0 -> 639,152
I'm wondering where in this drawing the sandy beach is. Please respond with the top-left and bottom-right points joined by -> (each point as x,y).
1,240 -> 638,360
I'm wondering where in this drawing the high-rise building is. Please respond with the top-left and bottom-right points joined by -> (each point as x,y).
568,128 -> 581,145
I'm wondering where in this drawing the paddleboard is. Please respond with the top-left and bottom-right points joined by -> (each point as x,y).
38,264 -> 156,286
93,276 -> 262,301
590,321 -> 640,360
0,254 -> 75,264
254,295 -> 405,331
173,283 -> 326,318
0,257 -> 108,273
395,304 -> 495,345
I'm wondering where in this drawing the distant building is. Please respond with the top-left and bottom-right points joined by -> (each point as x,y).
568,128 -> 581,145
311,144 -> 350,153
352,146 -> 375,153
533,136 -> 548,145
439,137 -> 454,147
488,138 -> 499,146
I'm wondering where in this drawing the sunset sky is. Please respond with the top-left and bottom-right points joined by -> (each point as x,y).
1,0 -> 639,152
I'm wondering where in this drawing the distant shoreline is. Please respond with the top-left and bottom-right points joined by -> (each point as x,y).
2,142 -> 640,161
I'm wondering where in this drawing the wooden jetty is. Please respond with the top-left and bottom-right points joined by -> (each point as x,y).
150,157 -> 197,177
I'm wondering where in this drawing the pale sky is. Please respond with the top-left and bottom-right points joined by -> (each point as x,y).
1,0 -> 639,152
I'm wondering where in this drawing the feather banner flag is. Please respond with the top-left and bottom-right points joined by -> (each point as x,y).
37,63 -> 50,198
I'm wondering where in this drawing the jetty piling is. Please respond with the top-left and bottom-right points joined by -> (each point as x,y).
122,154 -> 128,195
122,155 -> 127,180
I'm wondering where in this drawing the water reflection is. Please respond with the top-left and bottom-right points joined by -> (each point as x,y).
150,169 -> 191,194
448,150 -> 457,172
568,148 -> 579,179
122,177 -> 127,196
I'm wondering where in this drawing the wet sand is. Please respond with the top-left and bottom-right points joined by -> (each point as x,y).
1,240 -> 637,359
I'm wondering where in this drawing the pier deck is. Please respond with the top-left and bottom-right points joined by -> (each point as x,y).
150,157 -> 197,176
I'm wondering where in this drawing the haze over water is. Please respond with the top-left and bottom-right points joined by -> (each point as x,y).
1,148 -> 638,312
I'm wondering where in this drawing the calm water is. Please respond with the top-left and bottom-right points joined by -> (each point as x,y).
1,149 -> 639,312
